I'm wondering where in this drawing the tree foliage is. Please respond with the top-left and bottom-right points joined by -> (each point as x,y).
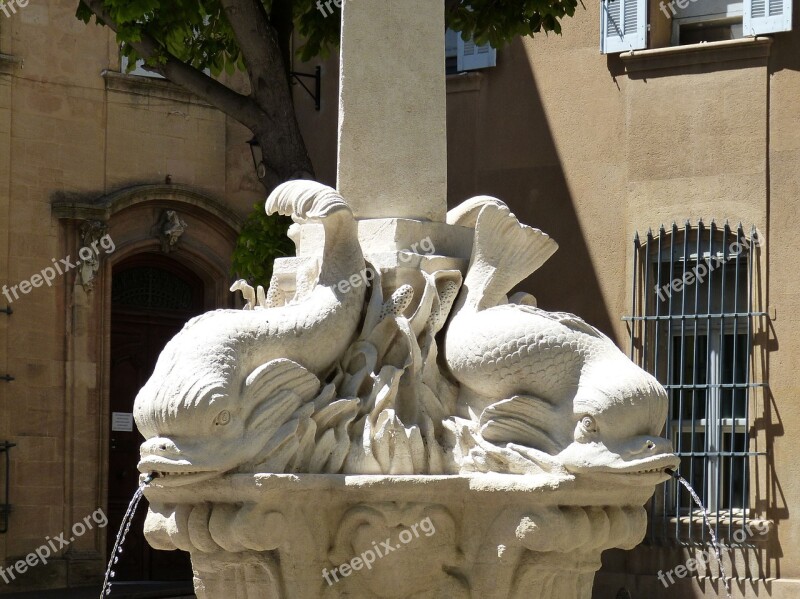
77,0 -> 579,80
76,0 -> 579,182
297,0 -> 580,61
230,204 -> 296,286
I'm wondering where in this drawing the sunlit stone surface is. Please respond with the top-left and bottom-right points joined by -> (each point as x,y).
134,1 -> 678,597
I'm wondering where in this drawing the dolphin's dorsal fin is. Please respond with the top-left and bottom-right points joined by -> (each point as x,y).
245,358 -> 320,400
244,359 -> 321,432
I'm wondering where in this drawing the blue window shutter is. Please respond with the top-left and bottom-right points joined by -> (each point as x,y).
457,35 -> 497,71
601,0 -> 647,54
445,29 -> 459,58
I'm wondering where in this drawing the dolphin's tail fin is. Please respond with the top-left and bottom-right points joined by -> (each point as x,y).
266,180 -> 352,223
465,202 -> 558,311
447,195 -> 506,228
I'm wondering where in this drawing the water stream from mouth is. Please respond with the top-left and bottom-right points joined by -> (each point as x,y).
99,474 -> 154,598
666,469 -> 731,599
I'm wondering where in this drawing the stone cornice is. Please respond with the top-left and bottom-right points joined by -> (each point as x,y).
51,183 -> 243,233
102,69 -> 212,107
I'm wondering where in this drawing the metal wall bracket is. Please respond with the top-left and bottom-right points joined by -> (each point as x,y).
1,375 -> 14,382
0,441 -> 14,533
291,66 -> 321,111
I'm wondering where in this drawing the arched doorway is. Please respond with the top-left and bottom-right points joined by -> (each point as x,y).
107,253 -> 206,582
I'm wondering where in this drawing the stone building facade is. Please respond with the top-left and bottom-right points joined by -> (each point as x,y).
0,0 -> 262,590
0,0 -> 798,596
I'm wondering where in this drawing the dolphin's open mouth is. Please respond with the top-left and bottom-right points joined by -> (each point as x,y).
580,453 -> 681,484
138,456 -> 221,487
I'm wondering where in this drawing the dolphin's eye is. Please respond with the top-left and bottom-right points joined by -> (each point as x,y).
580,416 -> 597,433
214,410 -> 231,426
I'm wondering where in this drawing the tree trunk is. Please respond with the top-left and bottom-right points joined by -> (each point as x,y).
249,23 -> 315,186
221,0 -> 316,187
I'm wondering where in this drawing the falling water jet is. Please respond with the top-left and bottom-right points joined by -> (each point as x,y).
664,469 -> 732,599
99,473 -> 158,598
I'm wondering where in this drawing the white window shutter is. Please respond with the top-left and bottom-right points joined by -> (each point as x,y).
120,54 -> 165,79
600,0 -> 647,54
744,0 -> 792,35
457,35 -> 497,71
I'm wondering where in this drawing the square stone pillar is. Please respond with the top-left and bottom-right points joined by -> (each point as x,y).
337,0 -> 447,222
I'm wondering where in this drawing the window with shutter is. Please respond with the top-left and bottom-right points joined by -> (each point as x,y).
445,29 -> 497,73
601,0 -> 647,54
456,35 -> 497,72
744,0 -> 792,34
601,0 -> 791,49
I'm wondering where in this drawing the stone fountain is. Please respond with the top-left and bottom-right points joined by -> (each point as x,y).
133,1 -> 679,597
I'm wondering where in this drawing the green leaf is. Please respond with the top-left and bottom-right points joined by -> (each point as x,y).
78,0 -> 580,80
231,204 -> 295,287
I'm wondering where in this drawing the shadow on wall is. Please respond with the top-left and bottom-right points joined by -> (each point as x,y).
446,38 -> 617,340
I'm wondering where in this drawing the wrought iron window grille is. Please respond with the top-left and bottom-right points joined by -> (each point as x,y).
623,221 -> 768,547
0,441 -> 14,534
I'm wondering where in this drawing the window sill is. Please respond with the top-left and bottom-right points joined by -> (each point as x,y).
102,70 -> 211,106
621,36 -> 772,74
446,71 -> 483,94
651,516 -> 774,546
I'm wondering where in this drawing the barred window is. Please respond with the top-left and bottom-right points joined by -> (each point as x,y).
624,221 -> 767,545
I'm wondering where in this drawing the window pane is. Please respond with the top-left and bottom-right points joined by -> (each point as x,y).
670,335 -> 707,420
721,333 -> 748,419
671,432 -> 707,514
722,432 -> 748,510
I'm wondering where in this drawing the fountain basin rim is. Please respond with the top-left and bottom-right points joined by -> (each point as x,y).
141,471 -> 660,507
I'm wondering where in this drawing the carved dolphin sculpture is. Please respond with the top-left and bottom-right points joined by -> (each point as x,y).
134,181 -> 367,486
444,199 -> 679,484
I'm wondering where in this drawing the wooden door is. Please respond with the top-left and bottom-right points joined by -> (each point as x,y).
108,255 -> 205,581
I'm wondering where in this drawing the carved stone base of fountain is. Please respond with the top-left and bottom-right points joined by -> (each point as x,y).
143,473 -> 656,599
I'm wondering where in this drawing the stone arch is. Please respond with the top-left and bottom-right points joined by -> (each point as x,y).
52,183 -> 243,306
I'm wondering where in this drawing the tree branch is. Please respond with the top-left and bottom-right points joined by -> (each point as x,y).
217,0 -> 312,181
83,0 -> 267,131
82,0 -> 314,183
